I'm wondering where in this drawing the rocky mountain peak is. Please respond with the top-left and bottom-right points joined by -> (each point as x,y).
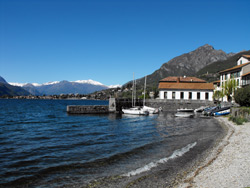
198,44 -> 214,50
125,44 -> 232,88
0,76 -> 8,84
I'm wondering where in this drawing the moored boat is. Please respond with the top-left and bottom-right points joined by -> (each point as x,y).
175,112 -> 194,118
122,107 -> 149,115
177,108 -> 194,113
142,105 -> 159,114
214,109 -> 230,116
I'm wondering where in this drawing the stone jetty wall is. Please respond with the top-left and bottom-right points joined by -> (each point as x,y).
145,99 -> 215,111
231,107 -> 250,121
67,98 -> 216,114
67,105 -> 109,114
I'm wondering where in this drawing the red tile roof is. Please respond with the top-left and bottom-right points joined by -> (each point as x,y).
213,80 -> 220,84
243,55 -> 250,59
242,72 -> 250,77
219,62 -> 250,74
158,82 -> 214,90
160,76 -> 206,83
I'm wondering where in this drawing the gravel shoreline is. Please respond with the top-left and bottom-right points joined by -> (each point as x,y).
179,117 -> 250,188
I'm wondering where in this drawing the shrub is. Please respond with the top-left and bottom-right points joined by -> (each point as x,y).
234,86 -> 250,106
228,115 -> 248,125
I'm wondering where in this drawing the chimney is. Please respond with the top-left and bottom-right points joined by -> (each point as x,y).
177,77 -> 180,83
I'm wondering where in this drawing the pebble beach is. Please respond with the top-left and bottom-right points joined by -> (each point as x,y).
180,117 -> 250,188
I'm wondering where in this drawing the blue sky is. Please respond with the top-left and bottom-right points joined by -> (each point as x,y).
1,0 -> 250,86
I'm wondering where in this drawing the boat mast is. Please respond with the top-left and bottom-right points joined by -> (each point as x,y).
134,79 -> 136,107
143,76 -> 147,106
132,73 -> 134,107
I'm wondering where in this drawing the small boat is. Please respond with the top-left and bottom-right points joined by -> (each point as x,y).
142,105 -> 159,114
122,107 -> 149,115
142,76 -> 159,114
175,112 -> 194,118
177,108 -> 194,113
194,106 -> 208,113
203,106 -> 220,116
214,109 -> 230,116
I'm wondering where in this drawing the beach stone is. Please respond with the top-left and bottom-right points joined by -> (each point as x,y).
179,117 -> 250,188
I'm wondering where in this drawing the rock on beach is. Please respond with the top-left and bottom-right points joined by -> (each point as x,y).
180,117 -> 250,188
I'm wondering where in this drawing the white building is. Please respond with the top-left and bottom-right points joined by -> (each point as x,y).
158,76 -> 214,101
218,55 -> 250,101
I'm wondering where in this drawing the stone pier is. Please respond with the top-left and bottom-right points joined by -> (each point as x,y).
67,98 -> 216,114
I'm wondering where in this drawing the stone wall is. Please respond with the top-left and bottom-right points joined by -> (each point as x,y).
231,107 -> 250,121
145,99 -> 215,111
67,105 -> 109,114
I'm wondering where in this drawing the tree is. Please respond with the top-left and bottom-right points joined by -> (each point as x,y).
213,90 -> 224,101
223,78 -> 237,102
234,86 -> 250,106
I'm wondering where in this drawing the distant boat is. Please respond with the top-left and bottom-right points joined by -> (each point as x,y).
122,73 -> 149,116
214,109 -> 230,116
175,112 -> 194,118
194,106 -> 209,113
122,107 -> 149,115
177,108 -> 194,113
142,105 -> 159,114
212,106 -> 231,116
142,76 -> 159,114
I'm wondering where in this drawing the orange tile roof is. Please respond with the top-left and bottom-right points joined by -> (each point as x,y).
158,82 -> 214,90
242,72 -> 250,77
160,76 -> 206,83
243,55 -> 250,59
213,80 -> 220,84
219,62 -> 250,74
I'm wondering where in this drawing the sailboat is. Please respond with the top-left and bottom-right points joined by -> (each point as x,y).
122,73 -> 149,115
142,76 -> 160,114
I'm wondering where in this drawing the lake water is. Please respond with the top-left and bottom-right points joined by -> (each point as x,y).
0,99 -> 223,187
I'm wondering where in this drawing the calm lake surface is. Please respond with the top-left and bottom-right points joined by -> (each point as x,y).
0,99 -> 223,187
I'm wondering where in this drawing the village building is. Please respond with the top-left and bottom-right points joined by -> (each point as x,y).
217,55 -> 250,101
158,76 -> 214,101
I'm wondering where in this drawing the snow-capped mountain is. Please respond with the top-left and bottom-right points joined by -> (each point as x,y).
9,79 -> 120,95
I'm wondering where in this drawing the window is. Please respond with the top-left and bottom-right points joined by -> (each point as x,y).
237,71 -> 240,78
205,92 -> 209,100
189,92 -> 192,99
180,92 -> 184,99
197,92 -> 200,100
225,74 -> 228,80
172,92 -> 175,99
237,79 -> 239,86
164,92 -> 168,99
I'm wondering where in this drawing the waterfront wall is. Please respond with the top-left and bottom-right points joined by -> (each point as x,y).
145,99 -> 215,111
231,107 -> 250,121
67,98 -> 217,114
67,105 -> 109,114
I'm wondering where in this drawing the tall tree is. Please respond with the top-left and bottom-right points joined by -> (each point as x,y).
223,78 -> 237,102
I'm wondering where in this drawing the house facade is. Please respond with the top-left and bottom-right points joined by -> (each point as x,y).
158,76 -> 214,101
217,55 -> 250,101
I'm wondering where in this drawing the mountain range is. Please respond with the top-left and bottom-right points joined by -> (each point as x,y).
0,78 -> 120,96
1,44 -> 250,97
0,76 -> 30,96
123,44 -> 238,89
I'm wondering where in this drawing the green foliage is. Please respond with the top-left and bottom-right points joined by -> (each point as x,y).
213,90 -> 224,101
228,115 -> 248,125
0,83 -> 30,96
223,79 -> 237,102
234,86 -> 250,106
197,50 -> 250,76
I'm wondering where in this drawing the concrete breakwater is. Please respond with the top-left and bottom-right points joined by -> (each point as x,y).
67,98 -> 215,114
67,105 -> 109,114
